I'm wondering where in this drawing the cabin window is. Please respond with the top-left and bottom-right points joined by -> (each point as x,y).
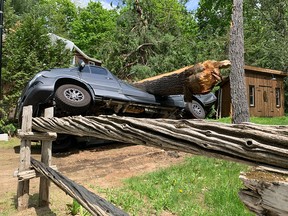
276,88 -> 281,107
249,85 -> 255,107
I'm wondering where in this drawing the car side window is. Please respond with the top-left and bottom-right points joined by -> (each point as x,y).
81,66 -> 91,73
90,66 -> 108,75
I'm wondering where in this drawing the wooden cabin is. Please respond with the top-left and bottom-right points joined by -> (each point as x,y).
217,65 -> 287,117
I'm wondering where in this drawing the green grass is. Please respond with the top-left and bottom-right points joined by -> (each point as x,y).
0,192 -> 18,216
217,116 -> 288,125
0,137 -> 19,149
99,156 -> 252,216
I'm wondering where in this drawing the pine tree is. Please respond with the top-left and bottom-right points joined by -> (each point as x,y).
229,0 -> 250,123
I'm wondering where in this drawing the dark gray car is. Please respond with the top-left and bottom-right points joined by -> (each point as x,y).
17,64 -> 216,150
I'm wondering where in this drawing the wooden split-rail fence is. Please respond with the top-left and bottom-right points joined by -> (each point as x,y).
15,106 -> 128,216
16,105 -> 288,215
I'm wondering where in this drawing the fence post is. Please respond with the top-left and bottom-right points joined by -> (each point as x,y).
39,107 -> 54,206
17,105 -> 33,210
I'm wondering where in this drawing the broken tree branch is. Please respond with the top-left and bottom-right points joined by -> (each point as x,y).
133,60 -> 231,101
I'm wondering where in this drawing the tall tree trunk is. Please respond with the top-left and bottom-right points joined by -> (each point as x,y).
229,0 -> 250,123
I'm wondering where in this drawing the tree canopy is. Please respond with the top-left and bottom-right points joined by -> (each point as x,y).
0,0 -> 287,132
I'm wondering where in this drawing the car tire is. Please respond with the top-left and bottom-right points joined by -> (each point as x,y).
55,84 -> 91,114
187,100 -> 206,119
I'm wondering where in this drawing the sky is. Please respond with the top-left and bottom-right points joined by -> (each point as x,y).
72,0 -> 200,11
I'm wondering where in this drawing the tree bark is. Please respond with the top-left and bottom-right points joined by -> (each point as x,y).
239,170 -> 288,215
229,0 -> 250,123
32,115 -> 288,171
133,60 -> 230,101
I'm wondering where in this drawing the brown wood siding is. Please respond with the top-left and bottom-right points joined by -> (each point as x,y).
245,70 -> 284,117
219,68 -> 286,118
220,83 -> 231,117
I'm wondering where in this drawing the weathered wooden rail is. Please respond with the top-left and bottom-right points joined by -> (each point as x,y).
32,115 -> 288,171
16,105 -> 288,215
31,158 -> 128,216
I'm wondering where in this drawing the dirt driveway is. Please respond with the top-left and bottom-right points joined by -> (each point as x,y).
0,142 -> 187,215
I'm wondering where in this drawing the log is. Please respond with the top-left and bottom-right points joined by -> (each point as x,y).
17,131 -> 57,141
17,106 -> 33,211
14,165 -> 58,181
239,170 -> 288,215
32,115 -> 288,171
31,158 -> 128,216
39,107 -> 54,207
133,60 -> 231,101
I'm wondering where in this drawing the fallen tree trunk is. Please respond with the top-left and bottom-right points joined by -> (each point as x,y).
133,60 -> 230,101
239,170 -> 288,215
32,115 -> 288,171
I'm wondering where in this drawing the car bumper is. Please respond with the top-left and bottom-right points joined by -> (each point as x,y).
18,81 -> 54,118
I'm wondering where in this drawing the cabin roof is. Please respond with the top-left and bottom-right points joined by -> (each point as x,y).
244,65 -> 287,76
218,65 -> 287,87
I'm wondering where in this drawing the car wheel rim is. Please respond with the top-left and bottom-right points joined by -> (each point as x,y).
187,101 -> 206,119
192,104 -> 203,116
64,88 -> 85,102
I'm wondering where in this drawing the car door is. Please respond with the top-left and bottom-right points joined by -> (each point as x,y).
80,66 -> 124,100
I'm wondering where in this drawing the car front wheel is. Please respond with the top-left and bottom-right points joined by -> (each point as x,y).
187,100 -> 206,119
55,84 -> 91,114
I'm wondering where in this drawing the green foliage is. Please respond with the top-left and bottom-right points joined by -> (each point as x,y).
244,0 -> 288,71
0,106 -> 17,135
70,2 -> 118,58
3,0 -> 19,33
11,0 -> 39,15
194,0 -> 231,63
67,199 -> 90,216
196,0 -> 232,37
39,0 -> 78,37
1,1 -> 72,129
101,156 -> 251,215
129,64 -> 155,81
98,0 -> 198,79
